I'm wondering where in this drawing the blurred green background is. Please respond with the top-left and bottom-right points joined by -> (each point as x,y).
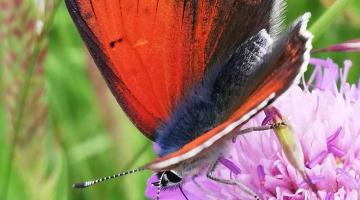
0,0 -> 359,200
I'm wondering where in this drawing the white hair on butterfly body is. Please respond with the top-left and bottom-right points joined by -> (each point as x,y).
269,0 -> 287,39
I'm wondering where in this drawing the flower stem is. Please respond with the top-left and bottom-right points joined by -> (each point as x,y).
1,44 -> 41,200
124,142 -> 152,170
0,1 -> 61,199
309,0 -> 353,42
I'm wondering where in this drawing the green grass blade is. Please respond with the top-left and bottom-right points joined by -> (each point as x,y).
310,0 -> 353,42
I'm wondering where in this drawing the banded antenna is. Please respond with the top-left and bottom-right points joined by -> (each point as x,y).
73,167 -> 146,188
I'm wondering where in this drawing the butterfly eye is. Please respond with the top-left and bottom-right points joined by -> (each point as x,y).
165,171 -> 182,184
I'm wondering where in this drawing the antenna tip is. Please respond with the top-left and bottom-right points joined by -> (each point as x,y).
73,182 -> 88,189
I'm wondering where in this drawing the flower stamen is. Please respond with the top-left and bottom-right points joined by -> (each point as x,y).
219,157 -> 241,175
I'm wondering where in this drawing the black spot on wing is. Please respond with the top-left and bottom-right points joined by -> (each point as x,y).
109,37 -> 124,48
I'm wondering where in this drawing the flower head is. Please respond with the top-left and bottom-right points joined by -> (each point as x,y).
145,58 -> 360,199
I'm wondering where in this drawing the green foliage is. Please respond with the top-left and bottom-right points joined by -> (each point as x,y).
0,1 -> 359,200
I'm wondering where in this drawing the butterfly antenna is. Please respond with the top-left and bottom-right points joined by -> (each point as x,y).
156,172 -> 165,200
73,167 -> 146,189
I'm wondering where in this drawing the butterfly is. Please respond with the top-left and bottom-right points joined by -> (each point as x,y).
65,0 -> 312,199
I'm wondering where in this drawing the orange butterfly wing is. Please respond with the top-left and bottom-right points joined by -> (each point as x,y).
65,0 -> 278,140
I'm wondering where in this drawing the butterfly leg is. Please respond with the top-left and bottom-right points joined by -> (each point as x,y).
191,175 -> 206,192
231,122 -> 285,143
206,160 -> 261,200
236,122 -> 285,135
191,175 -> 218,198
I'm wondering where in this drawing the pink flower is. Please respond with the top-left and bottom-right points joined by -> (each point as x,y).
145,58 -> 360,200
